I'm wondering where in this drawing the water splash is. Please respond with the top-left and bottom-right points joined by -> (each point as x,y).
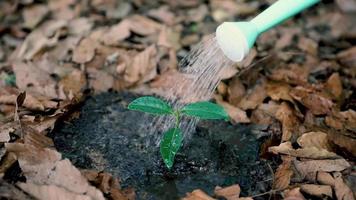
145,35 -> 236,147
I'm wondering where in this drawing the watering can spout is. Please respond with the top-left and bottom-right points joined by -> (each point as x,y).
216,0 -> 320,62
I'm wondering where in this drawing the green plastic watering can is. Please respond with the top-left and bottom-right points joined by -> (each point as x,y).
216,0 -> 320,62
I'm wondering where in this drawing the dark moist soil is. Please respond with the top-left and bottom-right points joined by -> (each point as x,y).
52,92 -> 276,200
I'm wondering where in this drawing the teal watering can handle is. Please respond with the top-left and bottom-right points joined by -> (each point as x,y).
250,0 -> 320,34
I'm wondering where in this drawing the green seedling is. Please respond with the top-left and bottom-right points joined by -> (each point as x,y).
128,96 -> 229,169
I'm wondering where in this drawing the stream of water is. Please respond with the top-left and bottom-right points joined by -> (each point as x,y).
146,35 -> 236,146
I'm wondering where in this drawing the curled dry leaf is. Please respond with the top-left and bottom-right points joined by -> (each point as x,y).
59,69 -> 87,100
214,184 -> 240,200
328,131 -> 356,157
23,4 -> 49,29
337,46 -> 356,68
326,109 -> 356,131
101,21 -> 131,46
293,159 -> 351,181
297,131 -> 333,152
290,86 -> 333,115
182,189 -> 215,200
273,156 -> 293,190
268,64 -> 309,85
300,184 -> 333,198
317,172 -> 335,186
127,15 -> 163,36
275,102 -> 300,142
269,142 -> 339,159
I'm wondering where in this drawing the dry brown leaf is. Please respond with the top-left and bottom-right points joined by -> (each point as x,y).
15,20 -> 66,60
214,184 -> 240,200
300,184 -> 333,198
268,64 -> 309,85
12,61 -> 58,99
284,187 -> 306,200
72,37 -> 98,64
148,6 -> 176,26
317,172 -> 335,186
273,156 -> 293,190
266,82 -> 294,102
17,183 -> 99,200
5,143 -> 104,199
275,102 -> 300,142
215,95 -> 250,124
218,65 -> 239,80
337,46 -> 356,68
59,69 -> 86,100
269,142 -> 339,159
325,73 -> 343,99
87,68 -> 114,93
297,131 -> 333,151
328,131 -> 356,157
127,15 -> 162,36
124,45 -> 157,84
297,37 -> 318,56
182,189 -> 215,200
333,172 -> 355,200
336,0 -> 356,12
293,159 -> 351,181
101,21 -> 131,46
237,81 -> 267,110
23,4 -> 49,29
227,77 -> 245,106
290,86 -> 333,115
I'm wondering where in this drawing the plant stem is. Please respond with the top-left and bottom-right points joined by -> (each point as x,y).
174,110 -> 180,128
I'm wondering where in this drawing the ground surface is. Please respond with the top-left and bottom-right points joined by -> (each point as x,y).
0,0 -> 355,200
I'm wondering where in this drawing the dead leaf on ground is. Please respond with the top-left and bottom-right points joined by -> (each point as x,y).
328,130 -> 356,158
273,156 -> 293,190
87,68 -> 114,93
269,142 -> 339,159
23,4 -> 49,29
72,37 -> 98,64
290,86 -> 333,115
237,80 -> 267,110
127,15 -> 163,36
333,172 -> 355,200
293,159 -> 351,181
297,37 -> 318,56
59,69 -> 87,100
12,61 -> 58,99
214,184 -> 240,200
275,102 -> 300,142
317,172 -> 335,186
337,46 -> 356,68
101,21 -> 131,46
227,76 -> 245,106
284,187 -> 306,200
215,95 -> 250,124
325,109 -> 356,131
268,64 -> 309,85
300,184 -> 333,198
297,131 -> 333,152
182,189 -> 215,200
148,6 -> 176,26
325,73 -> 343,99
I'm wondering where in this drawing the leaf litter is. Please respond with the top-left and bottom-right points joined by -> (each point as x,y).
0,0 -> 355,199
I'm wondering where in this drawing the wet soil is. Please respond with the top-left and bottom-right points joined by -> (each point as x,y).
52,92 -> 276,199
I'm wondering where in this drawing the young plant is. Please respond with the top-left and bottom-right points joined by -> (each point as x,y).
128,96 -> 228,169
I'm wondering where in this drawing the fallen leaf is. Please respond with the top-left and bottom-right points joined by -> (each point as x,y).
59,69 -> 87,100
214,184 -> 240,200
215,95 -> 250,124
148,6 -> 176,26
266,82 -> 294,102
300,184 -> 333,198
182,189 -> 215,200
12,61 -> 58,99
337,46 -> 356,68
101,21 -> 131,46
275,102 -> 300,142
23,4 -> 49,29
317,172 -> 335,186
227,77 -> 245,106
127,15 -> 162,36
269,142 -> 339,159
72,37 -> 98,64
333,172 -> 355,200
273,156 -> 293,190
297,37 -> 318,56
124,45 -> 158,84
335,0 -> 356,13
87,68 -> 114,93
293,159 -> 351,181
290,86 -> 333,115
325,73 -> 343,99
297,131 -> 333,152
237,81 -> 267,110
269,64 -> 309,85
328,130 -> 356,158
284,188 -> 306,200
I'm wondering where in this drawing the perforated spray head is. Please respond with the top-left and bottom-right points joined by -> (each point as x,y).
216,0 -> 320,62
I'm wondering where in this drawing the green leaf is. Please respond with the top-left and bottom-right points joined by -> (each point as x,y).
128,96 -> 173,115
160,128 -> 183,169
181,101 -> 229,120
